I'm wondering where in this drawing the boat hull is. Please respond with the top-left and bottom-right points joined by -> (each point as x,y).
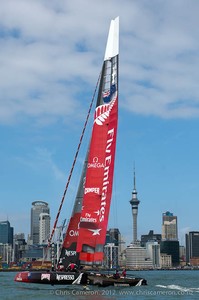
14,270 -> 147,287
14,271 -> 84,285
87,274 -> 147,287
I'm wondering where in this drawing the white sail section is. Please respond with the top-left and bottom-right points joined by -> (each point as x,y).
104,16 -> 119,61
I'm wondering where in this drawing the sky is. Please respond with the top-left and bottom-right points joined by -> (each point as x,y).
1,0 -> 199,246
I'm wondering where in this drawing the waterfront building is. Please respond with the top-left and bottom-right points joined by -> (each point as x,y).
104,243 -> 119,269
141,230 -> 162,247
160,240 -> 179,266
129,169 -> 140,243
39,213 -> 50,244
105,228 -> 122,267
0,221 -> 14,246
14,235 -> 27,262
0,243 -> 13,263
126,242 -> 153,269
185,231 -> 199,264
30,201 -> 50,244
190,257 -> 199,266
162,211 -> 178,240
21,244 -> 43,261
160,253 -> 172,268
146,241 -> 160,268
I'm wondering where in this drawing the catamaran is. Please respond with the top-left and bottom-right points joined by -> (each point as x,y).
14,17 -> 147,287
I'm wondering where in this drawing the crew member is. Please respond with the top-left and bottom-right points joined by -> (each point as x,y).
113,269 -> 120,279
122,269 -> 126,278
67,262 -> 78,272
57,263 -> 65,271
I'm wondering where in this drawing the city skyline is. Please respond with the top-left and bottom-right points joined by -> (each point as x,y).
0,202 -> 195,247
0,168 -> 196,246
1,1 -> 199,244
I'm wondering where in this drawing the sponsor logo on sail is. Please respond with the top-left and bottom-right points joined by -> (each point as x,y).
84,187 -> 100,194
69,230 -> 79,236
88,228 -> 102,236
99,128 -> 115,222
65,250 -> 77,257
80,216 -> 97,223
88,157 -> 104,168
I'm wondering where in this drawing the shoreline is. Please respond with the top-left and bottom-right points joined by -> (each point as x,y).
1,267 -> 199,272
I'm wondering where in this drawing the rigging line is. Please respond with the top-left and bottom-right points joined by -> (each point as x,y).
48,72 -> 101,247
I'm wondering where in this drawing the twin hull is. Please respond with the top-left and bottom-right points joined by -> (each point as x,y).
14,270 -> 147,287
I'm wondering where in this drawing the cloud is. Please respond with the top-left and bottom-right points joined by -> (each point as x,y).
0,0 -> 199,124
120,0 -> 199,118
0,0 -> 102,125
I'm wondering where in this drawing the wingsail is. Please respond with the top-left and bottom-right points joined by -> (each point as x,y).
59,16 -> 119,267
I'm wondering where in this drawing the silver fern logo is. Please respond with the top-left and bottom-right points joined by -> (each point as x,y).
94,92 -> 117,126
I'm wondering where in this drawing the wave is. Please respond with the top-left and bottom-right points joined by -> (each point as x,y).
156,284 -> 199,293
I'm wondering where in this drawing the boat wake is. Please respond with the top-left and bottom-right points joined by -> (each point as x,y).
156,284 -> 199,294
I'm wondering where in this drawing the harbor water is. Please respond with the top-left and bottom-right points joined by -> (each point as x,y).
0,270 -> 198,300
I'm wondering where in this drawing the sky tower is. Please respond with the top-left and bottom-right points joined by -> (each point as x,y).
129,168 -> 140,243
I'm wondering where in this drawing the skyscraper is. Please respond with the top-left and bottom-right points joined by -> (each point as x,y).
146,241 -> 160,268
162,211 -> 178,240
39,213 -> 51,244
30,201 -> 50,244
129,169 -> 140,243
0,221 -> 13,246
106,228 -> 121,246
104,244 -> 119,269
105,228 -> 121,268
160,240 -> 180,266
185,231 -> 199,263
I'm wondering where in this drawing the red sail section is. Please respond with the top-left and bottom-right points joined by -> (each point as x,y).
76,85 -> 118,264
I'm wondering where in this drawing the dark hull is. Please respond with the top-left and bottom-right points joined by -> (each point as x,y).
14,271 -> 84,285
14,270 -> 147,287
87,274 -> 147,287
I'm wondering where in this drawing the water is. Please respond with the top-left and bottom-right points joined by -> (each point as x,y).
0,270 -> 198,300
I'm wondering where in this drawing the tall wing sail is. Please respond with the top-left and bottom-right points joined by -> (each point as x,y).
76,17 -> 119,265
59,17 -> 119,268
